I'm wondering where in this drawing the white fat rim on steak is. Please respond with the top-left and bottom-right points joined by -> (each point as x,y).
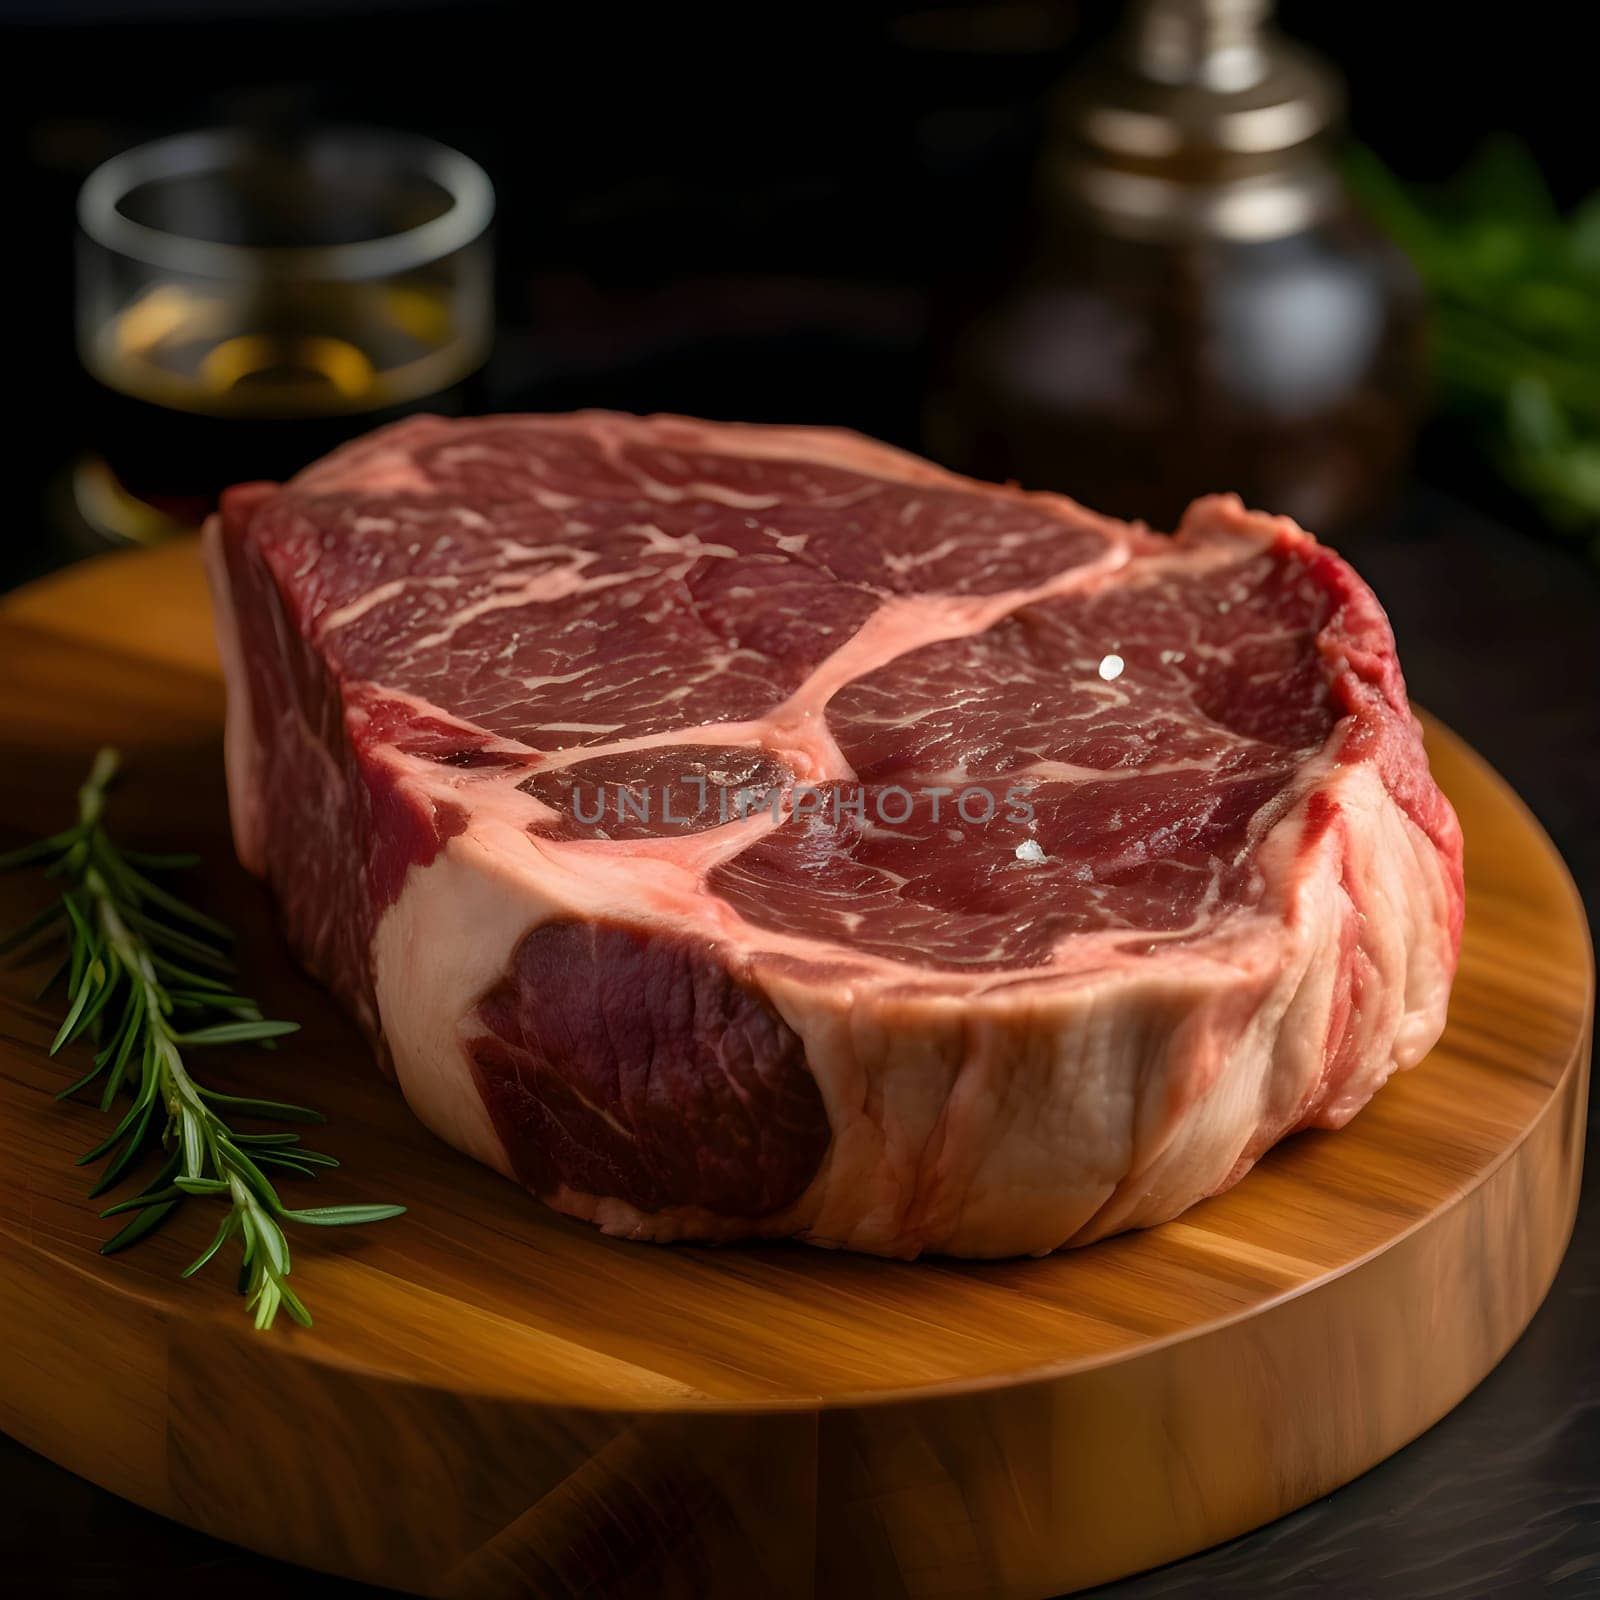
357,752 -> 1453,1256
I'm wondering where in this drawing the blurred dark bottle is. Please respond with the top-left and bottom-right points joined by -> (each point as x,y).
925,0 -> 1424,532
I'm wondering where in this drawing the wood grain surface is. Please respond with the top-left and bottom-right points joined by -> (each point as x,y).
0,537 -> 1591,1599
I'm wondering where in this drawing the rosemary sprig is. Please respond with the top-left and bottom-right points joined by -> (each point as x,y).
0,748 -> 404,1330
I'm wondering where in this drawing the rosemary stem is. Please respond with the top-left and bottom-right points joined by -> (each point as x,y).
3,747 -> 404,1330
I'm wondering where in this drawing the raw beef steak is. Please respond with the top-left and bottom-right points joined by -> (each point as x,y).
205,413 -> 1464,1256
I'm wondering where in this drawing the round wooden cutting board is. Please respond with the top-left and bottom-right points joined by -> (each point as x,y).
0,539 -> 1591,1600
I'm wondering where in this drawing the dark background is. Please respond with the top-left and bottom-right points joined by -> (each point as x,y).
8,0 -> 1600,590
2,3 -> 1598,1597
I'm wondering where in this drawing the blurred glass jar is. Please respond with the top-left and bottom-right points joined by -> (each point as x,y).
76,126 -> 493,541
925,0 -> 1424,532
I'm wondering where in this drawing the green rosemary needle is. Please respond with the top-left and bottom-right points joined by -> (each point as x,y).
0,747 -> 405,1330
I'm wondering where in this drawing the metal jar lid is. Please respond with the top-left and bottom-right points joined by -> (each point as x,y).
1045,0 -> 1345,240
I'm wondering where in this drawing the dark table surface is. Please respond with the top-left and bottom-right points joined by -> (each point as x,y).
2,484 -> 1597,1599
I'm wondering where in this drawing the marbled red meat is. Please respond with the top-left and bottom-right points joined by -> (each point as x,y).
205,413 -> 1463,1255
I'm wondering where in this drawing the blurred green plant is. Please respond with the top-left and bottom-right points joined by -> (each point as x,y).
1347,138 -> 1600,556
